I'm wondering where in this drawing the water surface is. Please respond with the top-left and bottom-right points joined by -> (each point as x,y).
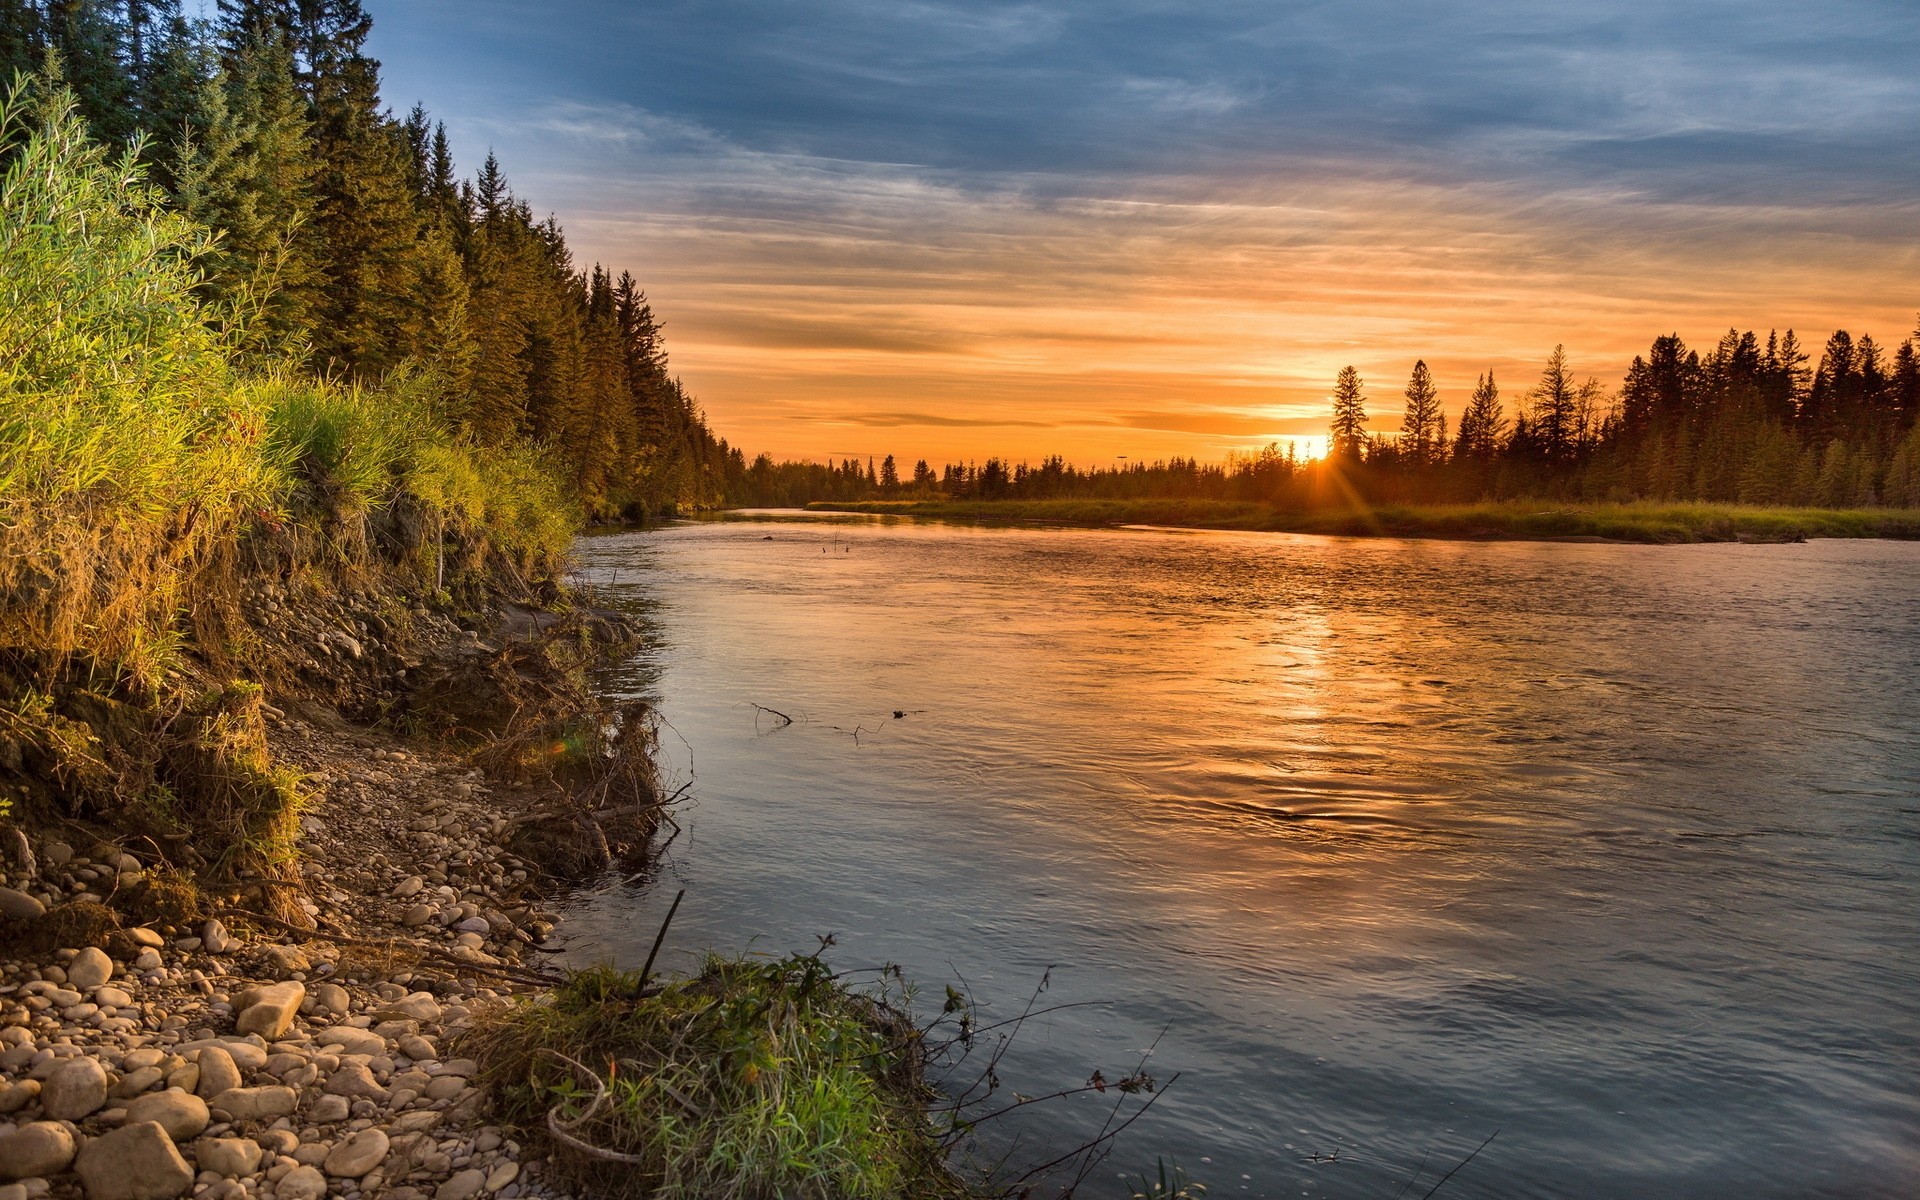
562,517 -> 1920,1198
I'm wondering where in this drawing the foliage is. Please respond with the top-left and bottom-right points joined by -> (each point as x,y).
807,498 -> 1920,543
0,78 -> 274,685
465,957 -> 967,1200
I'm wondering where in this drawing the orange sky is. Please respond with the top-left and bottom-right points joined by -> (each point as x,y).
370,1 -> 1920,466
572,170 -> 1916,465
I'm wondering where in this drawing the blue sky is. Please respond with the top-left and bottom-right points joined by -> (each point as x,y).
366,0 -> 1920,460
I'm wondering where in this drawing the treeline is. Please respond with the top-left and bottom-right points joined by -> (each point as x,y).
738,325 -> 1920,509
2,0 -> 738,518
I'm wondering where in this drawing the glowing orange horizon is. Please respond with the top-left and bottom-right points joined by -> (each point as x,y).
562,172 -> 1916,466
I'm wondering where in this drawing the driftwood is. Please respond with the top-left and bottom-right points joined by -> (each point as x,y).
538,1050 -> 652,1165
212,906 -> 562,986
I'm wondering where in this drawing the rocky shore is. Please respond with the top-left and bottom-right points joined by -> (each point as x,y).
0,596 -> 653,1200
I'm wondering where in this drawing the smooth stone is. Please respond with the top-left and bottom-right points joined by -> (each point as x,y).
206,1086 -> 297,1122
0,1081 -> 39,1114
0,1122 -> 76,1180
95,987 -> 134,1009
233,983 -> 304,1040
110,1066 -> 166,1099
314,1027 -> 383,1057
0,889 -> 43,922
41,1054 -> 110,1120
124,1089 -> 210,1141
191,1138 -> 261,1178
193,1047 -> 241,1100
127,929 -> 164,950
323,1129 -> 388,1177
374,994 -> 440,1024
307,1095 -> 350,1124
396,1035 -> 436,1062
400,905 -> 434,927
274,1165 -> 326,1200
199,921 -> 231,956
323,1063 -> 385,1100
67,948 -> 114,991
215,1043 -> 266,1073
311,985 -> 349,1018
392,877 -> 424,898
260,946 -> 309,976
74,1121 -> 194,1200
422,1076 -> 466,1101
484,1162 -> 518,1191
434,1169 -> 486,1200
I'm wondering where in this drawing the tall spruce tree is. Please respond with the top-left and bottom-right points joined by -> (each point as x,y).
1400,359 -> 1442,466
1329,366 -> 1368,460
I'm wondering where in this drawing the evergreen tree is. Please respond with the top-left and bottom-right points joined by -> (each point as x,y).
1399,359 -> 1442,467
171,27 -> 319,357
1530,345 -> 1579,462
1454,371 -> 1503,460
1329,366 -> 1368,460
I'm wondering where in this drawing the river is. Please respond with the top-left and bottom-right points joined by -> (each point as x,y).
559,515 -> 1920,1199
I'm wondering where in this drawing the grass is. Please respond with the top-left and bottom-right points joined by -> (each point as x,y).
0,78 -> 575,690
465,956 -> 969,1200
804,498 -> 1920,544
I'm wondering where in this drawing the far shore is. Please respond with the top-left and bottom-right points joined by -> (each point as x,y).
781,498 -> 1920,544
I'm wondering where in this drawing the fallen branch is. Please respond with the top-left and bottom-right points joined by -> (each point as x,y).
211,906 -> 562,986
538,1049 -> 651,1165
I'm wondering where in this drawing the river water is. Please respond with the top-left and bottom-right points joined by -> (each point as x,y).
560,516 -> 1920,1199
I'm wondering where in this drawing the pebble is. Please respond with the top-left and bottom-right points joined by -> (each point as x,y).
124,1088 -> 210,1141
66,947 -> 113,990
234,983 -> 304,1040
74,1121 -> 194,1200
324,1062 -> 385,1100
192,1138 -> 262,1178
200,921 -> 232,955
40,1054 -> 109,1120
207,1086 -> 298,1122
434,1168 -> 486,1200
323,1129 -> 389,1178
193,1047 -> 242,1100
274,1165 -> 327,1200
0,889 -> 44,922
0,1122 -> 76,1179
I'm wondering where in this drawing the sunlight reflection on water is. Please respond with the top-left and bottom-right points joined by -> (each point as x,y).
560,518 -> 1920,1199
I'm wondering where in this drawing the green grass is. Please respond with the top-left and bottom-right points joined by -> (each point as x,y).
465,956 -> 968,1200
804,498 -> 1920,543
0,79 -> 576,685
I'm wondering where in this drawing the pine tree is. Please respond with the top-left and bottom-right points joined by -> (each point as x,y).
1530,345 -> 1578,461
171,28 -> 320,358
1453,372 -> 1504,460
1399,359 -> 1442,467
1329,366 -> 1368,460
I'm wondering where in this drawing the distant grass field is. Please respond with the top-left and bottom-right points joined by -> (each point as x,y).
799,499 -> 1920,543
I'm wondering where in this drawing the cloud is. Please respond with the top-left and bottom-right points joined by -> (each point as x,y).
840,411 -> 1055,428
365,0 -> 1920,461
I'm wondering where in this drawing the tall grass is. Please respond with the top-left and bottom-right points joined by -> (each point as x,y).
0,77 -> 576,688
467,957 -> 966,1200
0,80 -> 274,685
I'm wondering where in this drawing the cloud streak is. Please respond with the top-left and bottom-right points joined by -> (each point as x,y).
366,0 -> 1920,461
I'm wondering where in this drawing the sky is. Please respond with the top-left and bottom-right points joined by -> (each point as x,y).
366,0 -> 1920,464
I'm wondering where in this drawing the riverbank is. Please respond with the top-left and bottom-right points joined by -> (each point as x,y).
0,581 -> 963,1200
802,498 -> 1920,543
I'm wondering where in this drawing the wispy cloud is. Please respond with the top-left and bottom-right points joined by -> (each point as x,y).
369,0 -> 1920,460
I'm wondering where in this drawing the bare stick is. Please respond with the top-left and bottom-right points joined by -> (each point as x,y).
1418,1130 -> 1499,1199
637,889 -> 685,987
747,702 -> 793,726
